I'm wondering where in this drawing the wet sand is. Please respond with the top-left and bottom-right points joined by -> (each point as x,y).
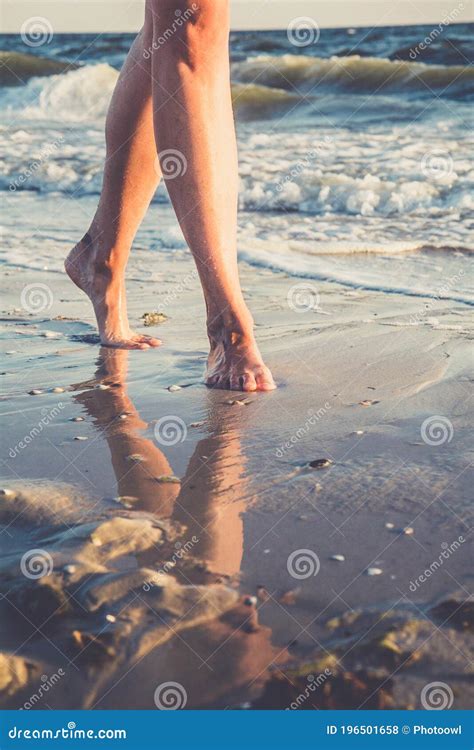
0,250 -> 473,710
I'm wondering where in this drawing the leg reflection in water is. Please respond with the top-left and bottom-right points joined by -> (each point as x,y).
73,348 -> 284,708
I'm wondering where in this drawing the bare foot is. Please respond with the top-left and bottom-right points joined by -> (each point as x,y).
205,327 -> 276,392
65,235 -> 161,350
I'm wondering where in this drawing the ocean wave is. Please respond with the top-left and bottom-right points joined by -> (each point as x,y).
232,54 -> 474,99
0,51 -> 77,86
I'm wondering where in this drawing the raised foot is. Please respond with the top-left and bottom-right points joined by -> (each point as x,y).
205,335 -> 276,392
65,238 -> 160,350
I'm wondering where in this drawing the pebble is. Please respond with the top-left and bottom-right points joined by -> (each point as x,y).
74,436 -> 88,441
167,385 -> 181,392
330,554 -> 345,562
119,414 -> 128,420
105,614 -> 116,623
359,399 -> 380,407
366,567 -> 383,576
0,488 -> 16,500
43,331 -> 61,339
51,387 -> 65,393
243,596 -> 257,607
71,416 -> 84,422
29,389 -> 43,395
64,564 -> 76,575
403,527 -> 414,536
354,430 -> 364,435
155,475 -> 181,484
190,421 -> 205,428
263,549 -> 270,554
385,522 -> 395,529
127,454 -> 145,462
309,458 -> 332,469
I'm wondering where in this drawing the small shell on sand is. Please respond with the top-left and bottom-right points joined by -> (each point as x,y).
42,331 -> 61,339
359,399 -> 380,406
167,385 -> 181,392
74,436 -> 88,441
309,458 -> 332,469
155,475 -> 181,484
354,430 -> 364,435
141,311 -> 168,326
190,421 -> 205,428
330,554 -> 345,562
51,387 -> 65,393
403,527 -> 414,535
64,564 -> 76,575
385,522 -> 395,529
366,567 -> 383,576
0,488 -> 16,500
226,398 -> 252,406
243,596 -> 257,607
105,614 -> 116,623
96,384 -> 110,390
71,416 -> 84,422
119,414 -> 128,420
29,389 -> 43,395
126,454 -> 145,462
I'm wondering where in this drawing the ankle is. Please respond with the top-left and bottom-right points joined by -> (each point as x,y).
207,309 -> 255,348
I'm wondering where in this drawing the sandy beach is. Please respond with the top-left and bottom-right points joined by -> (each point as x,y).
1,200 -> 472,708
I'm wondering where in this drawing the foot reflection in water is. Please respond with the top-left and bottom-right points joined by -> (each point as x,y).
73,348 -> 283,708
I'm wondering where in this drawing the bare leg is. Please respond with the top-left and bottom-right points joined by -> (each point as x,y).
150,0 -> 275,390
65,17 -> 161,349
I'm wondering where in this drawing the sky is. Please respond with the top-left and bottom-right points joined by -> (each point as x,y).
1,0 -> 472,33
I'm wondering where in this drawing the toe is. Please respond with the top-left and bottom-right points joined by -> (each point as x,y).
255,367 -> 276,391
133,334 -> 161,347
238,372 -> 257,392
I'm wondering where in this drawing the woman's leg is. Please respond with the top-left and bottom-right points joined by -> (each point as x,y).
65,12 -> 161,349
150,0 -> 275,390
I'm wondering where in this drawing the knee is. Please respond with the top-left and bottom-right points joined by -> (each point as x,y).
146,0 -> 230,66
